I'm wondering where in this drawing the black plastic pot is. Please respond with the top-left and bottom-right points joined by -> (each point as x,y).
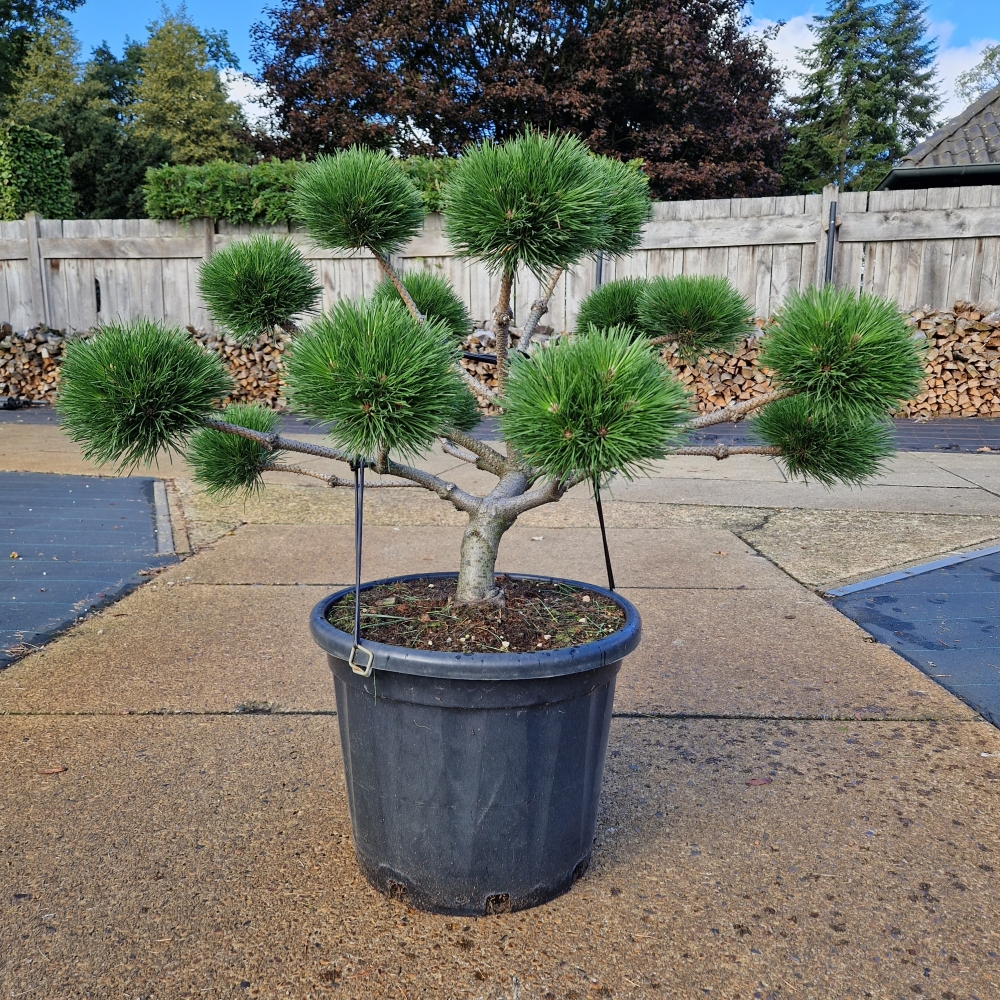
309,572 -> 641,916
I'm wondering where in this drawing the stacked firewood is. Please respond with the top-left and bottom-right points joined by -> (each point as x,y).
900,303 -> 1000,418
0,324 -> 64,402
0,325 -> 291,409
4,303 -> 999,418
198,328 -> 291,409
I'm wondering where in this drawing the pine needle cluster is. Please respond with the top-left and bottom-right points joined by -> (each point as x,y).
638,275 -> 753,357
755,395 -> 895,486
502,327 -> 691,481
56,319 -> 231,470
284,298 -> 469,460
758,286 -> 925,418
443,132 -> 647,278
188,404 -> 283,500
372,270 -> 472,340
575,278 -> 646,336
293,148 -> 424,258
198,235 -> 321,343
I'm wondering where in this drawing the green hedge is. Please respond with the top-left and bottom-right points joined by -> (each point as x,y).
143,156 -> 458,224
0,123 -> 75,221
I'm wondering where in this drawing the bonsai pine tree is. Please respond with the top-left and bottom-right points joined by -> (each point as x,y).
57,132 -> 924,606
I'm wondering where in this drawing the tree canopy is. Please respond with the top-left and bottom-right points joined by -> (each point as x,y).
956,45 -> 1000,106
6,10 -> 249,216
251,0 -> 785,200
0,0 -> 80,112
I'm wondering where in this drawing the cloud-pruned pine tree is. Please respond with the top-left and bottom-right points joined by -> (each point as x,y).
56,134 -> 924,606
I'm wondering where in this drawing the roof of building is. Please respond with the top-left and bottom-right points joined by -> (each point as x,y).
878,84 -> 1000,189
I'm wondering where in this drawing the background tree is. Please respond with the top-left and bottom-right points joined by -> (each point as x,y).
0,0 -> 80,113
131,11 -> 248,164
8,17 -> 171,217
782,0 -> 941,193
252,0 -> 785,199
956,45 -> 1000,106
877,0 -> 940,177
547,0 -> 785,199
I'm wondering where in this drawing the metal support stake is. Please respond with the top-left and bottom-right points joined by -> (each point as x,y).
824,199 -> 838,286
593,475 -> 615,591
595,251 -> 604,288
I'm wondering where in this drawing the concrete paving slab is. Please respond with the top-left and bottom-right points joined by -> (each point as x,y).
0,583 -> 334,715
739,509 -> 1000,591
162,524 -> 799,591
614,588 -> 977,721
0,422 -> 189,478
605,477 -> 1000,515
2,713 -> 998,998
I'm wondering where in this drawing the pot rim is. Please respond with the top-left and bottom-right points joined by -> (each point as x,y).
309,571 -> 641,681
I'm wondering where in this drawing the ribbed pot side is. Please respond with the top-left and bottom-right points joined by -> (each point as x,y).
309,573 -> 641,916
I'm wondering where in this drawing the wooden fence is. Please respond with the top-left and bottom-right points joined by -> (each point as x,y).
3,184 -> 1000,335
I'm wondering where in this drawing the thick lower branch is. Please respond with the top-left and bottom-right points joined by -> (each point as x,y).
683,389 -> 796,430
672,445 -> 783,460
385,458 -> 481,513
373,250 -> 423,323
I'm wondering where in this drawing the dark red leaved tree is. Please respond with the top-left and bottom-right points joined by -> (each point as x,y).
252,0 -> 785,199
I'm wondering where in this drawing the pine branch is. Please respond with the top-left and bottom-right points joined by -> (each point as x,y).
683,389 -> 796,430
372,249 -> 424,322
493,270 -> 515,394
201,416 -> 355,462
441,439 -> 479,464
442,428 -> 507,476
521,267 -> 563,346
458,365 -> 498,402
259,462 -> 420,487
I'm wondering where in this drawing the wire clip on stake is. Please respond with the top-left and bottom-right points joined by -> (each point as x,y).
593,474 -> 615,591
349,456 -> 374,677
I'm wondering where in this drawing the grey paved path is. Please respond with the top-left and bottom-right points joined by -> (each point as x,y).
1,472 -> 175,666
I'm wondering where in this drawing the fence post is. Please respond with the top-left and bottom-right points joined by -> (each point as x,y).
24,211 -> 48,328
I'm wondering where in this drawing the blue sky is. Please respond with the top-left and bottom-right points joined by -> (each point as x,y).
69,0 -> 998,121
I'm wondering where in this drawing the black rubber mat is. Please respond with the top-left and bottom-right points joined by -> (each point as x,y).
1,472 -> 176,667
829,547 -> 1000,728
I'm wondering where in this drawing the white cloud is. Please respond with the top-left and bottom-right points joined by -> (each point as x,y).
752,15 -> 817,97
752,15 -> 999,130
221,69 -> 282,134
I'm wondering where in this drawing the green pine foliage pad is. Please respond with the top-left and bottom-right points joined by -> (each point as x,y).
755,395 -> 895,486
56,319 -> 231,470
638,275 -> 753,357
443,131 -> 612,277
372,271 -> 472,340
758,286 -> 925,418
594,157 -> 652,257
198,235 -> 321,342
284,299 -> 470,460
575,278 -> 648,336
293,148 -> 424,258
502,327 -> 692,481
188,404 -> 282,500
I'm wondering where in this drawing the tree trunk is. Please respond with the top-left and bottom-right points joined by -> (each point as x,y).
454,468 -> 527,603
